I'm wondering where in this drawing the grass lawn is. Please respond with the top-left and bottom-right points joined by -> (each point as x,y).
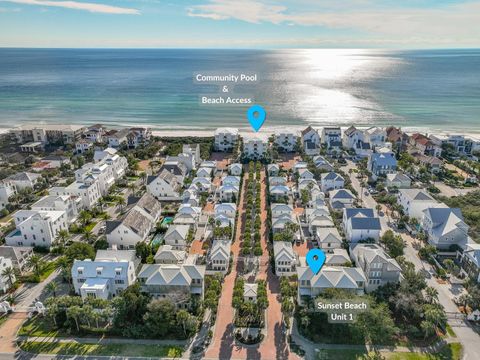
18,317 -> 63,337
445,324 -> 456,338
84,221 -> 97,232
316,343 -> 462,360
19,341 -> 183,358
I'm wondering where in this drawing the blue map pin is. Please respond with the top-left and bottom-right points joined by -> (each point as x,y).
306,249 -> 326,275
247,105 -> 266,132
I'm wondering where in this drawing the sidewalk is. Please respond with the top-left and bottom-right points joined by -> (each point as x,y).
289,318 -> 457,360
16,335 -> 187,346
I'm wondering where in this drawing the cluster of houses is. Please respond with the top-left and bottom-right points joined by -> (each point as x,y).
2,147 -> 127,251
268,159 -> 398,303
2,124 -> 480,303
9,123 -> 152,154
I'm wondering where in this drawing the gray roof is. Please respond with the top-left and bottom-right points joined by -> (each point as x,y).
344,208 -> 375,221
371,152 -> 397,167
322,172 -> 344,181
7,172 -> 41,182
399,188 -> 435,202
105,220 -> 122,234
350,217 -> 381,230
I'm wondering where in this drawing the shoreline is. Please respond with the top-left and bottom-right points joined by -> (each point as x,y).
2,125 -> 480,139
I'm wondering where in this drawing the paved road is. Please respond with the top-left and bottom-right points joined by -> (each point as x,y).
343,160 -> 480,360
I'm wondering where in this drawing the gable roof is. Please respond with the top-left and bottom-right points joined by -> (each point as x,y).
399,188 -> 435,202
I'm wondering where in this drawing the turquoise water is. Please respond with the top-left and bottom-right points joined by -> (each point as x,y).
0,48 -> 479,132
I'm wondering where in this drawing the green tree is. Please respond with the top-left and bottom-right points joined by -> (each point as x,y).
27,254 -> 44,277
143,299 -> 176,337
176,309 -> 198,337
66,305 -> 82,332
112,284 -> 150,334
55,229 -> 70,247
1,266 -> 16,287
46,281 -> 59,297
78,210 -> 93,227
65,242 -> 95,264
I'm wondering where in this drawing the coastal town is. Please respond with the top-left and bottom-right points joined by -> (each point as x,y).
1,123 -> 480,360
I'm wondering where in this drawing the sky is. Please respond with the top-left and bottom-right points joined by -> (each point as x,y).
0,0 -> 479,48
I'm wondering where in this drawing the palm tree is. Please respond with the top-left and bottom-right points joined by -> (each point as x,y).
83,229 -> 95,243
27,254 -> 43,277
425,287 -> 439,304
66,305 -> 82,332
116,197 -> 126,212
1,266 -> 16,287
46,281 -> 59,298
55,229 -> 70,247
56,256 -> 72,283
78,210 -> 92,227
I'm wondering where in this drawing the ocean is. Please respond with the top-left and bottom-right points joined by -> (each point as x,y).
0,48 -> 479,133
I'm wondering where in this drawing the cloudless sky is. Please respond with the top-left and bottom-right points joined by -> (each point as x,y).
0,0 -> 479,48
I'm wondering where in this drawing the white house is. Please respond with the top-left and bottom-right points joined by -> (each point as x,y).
75,139 -> 93,154
329,189 -> 356,210
93,147 -> 117,163
275,130 -> 297,152
350,243 -> 402,292
138,259 -> 206,305
320,172 -> 345,192
229,163 -> 243,176
364,127 -> 387,148
386,173 -> 411,189
422,207 -> 469,249
147,169 -> 182,201
0,257 -> 15,293
215,128 -> 239,152
222,175 -> 240,187
322,127 -> 342,147
316,227 -> 343,252
297,264 -> 366,303
31,195 -> 78,223
208,240 -> 231,274
164,225 -> 191,250
273,241 -> 296,276
312,156 -> 334,172
307,212 -> 334,239
298,168 -> 314,181
106,194 -> 161,250
49,176 -> 102,209
270,185 -> 290,202
154,245 -> 187,264
6,172 -> 41,191
5,209 -> 69,248
243,135 -> 268,160
269,176 -> 287,187
343,208 -> 381,243
342,126 -> 365,150
191,177 -> 212,193
196,167 -> 213,179
183,144 -> 201,167
267,164 -> 280,177
0,246 -> 33,274
219,184 -> 239,202
107,129 -> 129,148
214,203 -> 237,227
397,189 -> 438,220
72,250 -> 138,300
244,283 -> 258,303
302,126 -> 320,155
0,181 -> 16,211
